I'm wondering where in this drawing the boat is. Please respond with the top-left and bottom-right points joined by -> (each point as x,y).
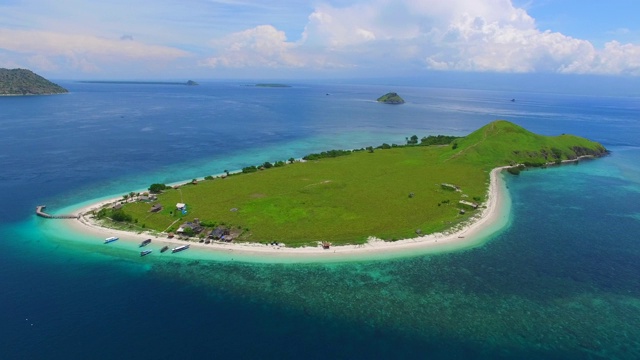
104,236 -> 118,244
160,246 -> 169,253
171,245 -> 190,253
139,239 -> 152,247
140,249 -> 153,257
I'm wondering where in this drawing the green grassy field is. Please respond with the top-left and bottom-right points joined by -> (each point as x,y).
105,121 -> 607,247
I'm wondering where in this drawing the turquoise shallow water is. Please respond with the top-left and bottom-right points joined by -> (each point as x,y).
2,81 -> 639,359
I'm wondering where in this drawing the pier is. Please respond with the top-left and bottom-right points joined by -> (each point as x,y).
36,205 -> 79,219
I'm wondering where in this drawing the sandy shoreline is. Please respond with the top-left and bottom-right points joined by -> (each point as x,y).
57,166 -> 511,261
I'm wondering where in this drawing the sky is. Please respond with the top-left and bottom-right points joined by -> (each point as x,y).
0,0 -> 639,80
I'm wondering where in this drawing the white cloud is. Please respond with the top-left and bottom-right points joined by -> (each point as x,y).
204,0 -> 640,76
202,25 -> 303,68
0,29 -> 190,73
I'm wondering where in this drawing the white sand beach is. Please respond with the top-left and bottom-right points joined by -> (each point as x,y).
61,166 -> 510,260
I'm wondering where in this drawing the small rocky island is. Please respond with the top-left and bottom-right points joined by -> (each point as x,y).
0,68 -> 68,95
186,80 -> 199,86
377,92 -> 405,104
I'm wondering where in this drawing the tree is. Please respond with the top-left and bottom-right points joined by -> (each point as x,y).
407,135 -> 419,145
288,157 -> 295,164
149,183 -> 168,194
181,227 -> 195,237
263,161 -> 273,169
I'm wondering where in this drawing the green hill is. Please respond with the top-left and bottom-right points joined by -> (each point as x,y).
92,121 -> 606,247
449,120 -> 607,168
0,68 -> 68,95
377,92 -> 405,104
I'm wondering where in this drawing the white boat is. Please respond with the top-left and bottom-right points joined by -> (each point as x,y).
171,244 -> 190,253
104,236 -> 119,244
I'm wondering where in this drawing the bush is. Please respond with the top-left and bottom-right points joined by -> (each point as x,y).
303,149 -> 351,160
421,135 -> 460,146
111,209 -> 132,222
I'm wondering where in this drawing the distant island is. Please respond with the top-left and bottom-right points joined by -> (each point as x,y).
377,92 -> 405,104
254,84 -> 291,88
0,68 -> 68,95
78,80 -> 199,86
68,120 -> 606,253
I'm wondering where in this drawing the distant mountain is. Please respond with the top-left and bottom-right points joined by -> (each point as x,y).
0,68 -> 68,95
376,92 -> 405,104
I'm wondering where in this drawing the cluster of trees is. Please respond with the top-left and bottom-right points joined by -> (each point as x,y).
241,160 -> 290,173
303,149 -> 352,161
148,183 -> 169,193
406,135 -> 460,146
420,135 -> 460,146
95,208 -> 133,222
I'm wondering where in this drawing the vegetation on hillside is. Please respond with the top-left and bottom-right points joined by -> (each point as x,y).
0,68 -> 68,95
449,120 -> 607,168
376,92 -> 405,104
99,120 -> 606,247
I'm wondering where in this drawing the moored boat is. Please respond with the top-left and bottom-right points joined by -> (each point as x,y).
104,236 -> 118,244
160,246 -> 169,253
140,249 -> 153,257
171,244 -> 190,253
139,239 -> 152,247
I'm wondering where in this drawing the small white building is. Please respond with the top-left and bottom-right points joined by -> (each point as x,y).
176,203 -> 186,210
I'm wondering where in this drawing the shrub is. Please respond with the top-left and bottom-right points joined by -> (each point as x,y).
111,209 -> 133,222
242,166 -> 258,173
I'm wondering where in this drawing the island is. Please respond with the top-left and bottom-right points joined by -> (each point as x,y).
377,92 -> 405,104
62,120 -> 606,257
254,84 -> 291,88
0,68 -> 68,95
78,80 -> 199,86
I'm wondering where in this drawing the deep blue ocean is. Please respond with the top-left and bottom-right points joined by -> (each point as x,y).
1,80 -> 639,359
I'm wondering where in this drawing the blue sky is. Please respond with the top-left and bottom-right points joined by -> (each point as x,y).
0,0 -> 638,79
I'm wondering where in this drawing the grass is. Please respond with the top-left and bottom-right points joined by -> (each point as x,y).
109,121 -> 606,247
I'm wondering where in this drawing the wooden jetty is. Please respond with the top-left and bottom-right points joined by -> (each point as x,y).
36,205 -> 79,219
